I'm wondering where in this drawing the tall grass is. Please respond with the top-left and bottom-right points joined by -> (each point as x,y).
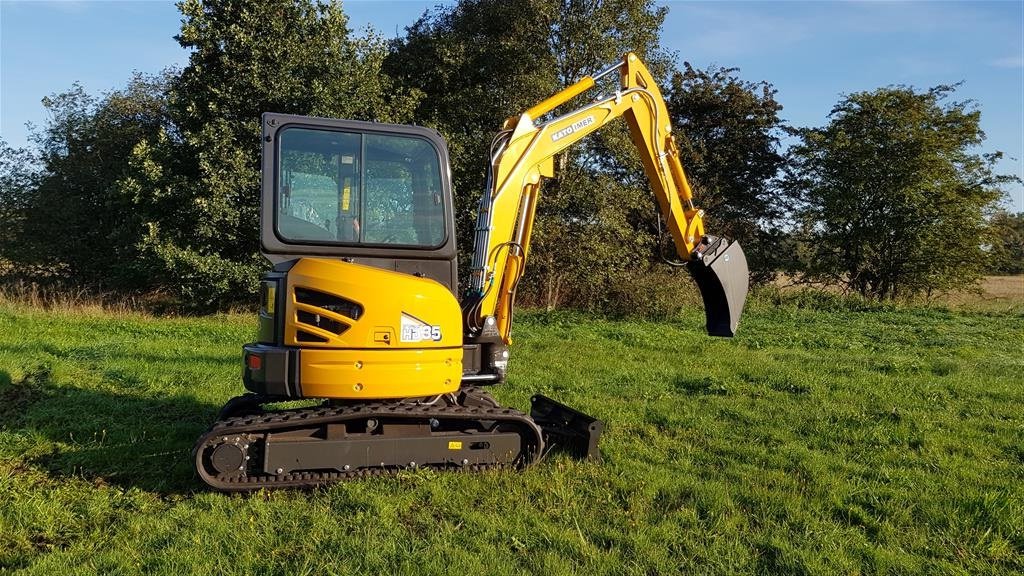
0,280 -> 155,316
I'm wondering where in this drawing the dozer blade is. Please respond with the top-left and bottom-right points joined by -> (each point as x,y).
688,236 -> 749,337
530,394 -> 604,462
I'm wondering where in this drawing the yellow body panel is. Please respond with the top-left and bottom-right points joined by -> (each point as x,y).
299,347 -> 461,399
285,258 -> 462,349
285,257 -> 463,398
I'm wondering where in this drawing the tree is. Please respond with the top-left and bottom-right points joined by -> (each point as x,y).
1,76 -> 173,288
120,0 -> 420,307
785,85 -> 1014,299
987,210 -> 1024,275
0,140 -> 39,271
666,63 -> 787,283
385,0 -> 556,256
387,0 -> 674,309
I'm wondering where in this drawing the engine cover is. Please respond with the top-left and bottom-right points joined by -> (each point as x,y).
247,257 -> 463,399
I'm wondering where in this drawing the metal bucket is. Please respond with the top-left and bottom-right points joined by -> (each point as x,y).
688,236 -> 749,337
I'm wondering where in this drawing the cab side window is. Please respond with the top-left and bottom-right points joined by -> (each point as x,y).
276,128 -> 444,248
363,134 -> 445,247
278,129 -> 360,242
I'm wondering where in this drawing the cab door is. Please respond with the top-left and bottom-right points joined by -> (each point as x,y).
259,113 -> 460,293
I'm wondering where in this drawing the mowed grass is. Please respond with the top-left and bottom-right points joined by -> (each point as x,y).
0,293 -> 1021,574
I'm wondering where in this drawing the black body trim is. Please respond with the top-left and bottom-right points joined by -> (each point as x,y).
242,344 -> 301,398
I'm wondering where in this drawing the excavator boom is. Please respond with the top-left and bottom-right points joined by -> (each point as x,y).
464,53 -> 748,341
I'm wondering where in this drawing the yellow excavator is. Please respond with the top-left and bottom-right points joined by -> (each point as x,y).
193,53 -> 748,490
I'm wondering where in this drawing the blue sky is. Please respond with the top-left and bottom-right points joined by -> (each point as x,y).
1,0 -> 1021,209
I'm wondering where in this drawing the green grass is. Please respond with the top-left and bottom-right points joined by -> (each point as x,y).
0,299 -> 1021,575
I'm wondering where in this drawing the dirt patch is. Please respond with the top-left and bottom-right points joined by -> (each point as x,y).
933,275 -> 1024,308
975,275 -> 1021,300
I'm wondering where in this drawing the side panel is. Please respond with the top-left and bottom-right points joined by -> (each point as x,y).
243,344 -> 462,399
244,257 -> 464,399
283,258 -> 462,350
299,347 -> 461,399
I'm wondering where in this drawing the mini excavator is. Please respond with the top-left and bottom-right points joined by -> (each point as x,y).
193,53 -> 749,490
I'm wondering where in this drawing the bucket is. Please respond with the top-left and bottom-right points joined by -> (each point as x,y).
688,237 -> 749,337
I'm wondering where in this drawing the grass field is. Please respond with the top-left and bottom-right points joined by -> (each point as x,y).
1,289 -> 1021,574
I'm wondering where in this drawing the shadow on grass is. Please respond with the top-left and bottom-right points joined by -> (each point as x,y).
0,342 -> 238,367
1,366 -> 219,495
672,374 -> 729,396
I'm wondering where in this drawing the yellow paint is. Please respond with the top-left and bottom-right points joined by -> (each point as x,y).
474,52 -> 707,343
264,283 -> 276,314
282,258 -> 463,398
299,347 -> 460,399
284,258 -> 461,349
525,75 -> 595,121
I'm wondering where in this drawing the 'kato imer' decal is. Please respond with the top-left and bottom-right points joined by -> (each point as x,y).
551,115 -> 595,142
400,313 -> 442,342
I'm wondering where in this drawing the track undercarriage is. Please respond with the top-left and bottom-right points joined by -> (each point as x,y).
193,388 -> 599,491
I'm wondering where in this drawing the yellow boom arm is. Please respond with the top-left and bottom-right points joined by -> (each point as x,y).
464,53 -> 748,343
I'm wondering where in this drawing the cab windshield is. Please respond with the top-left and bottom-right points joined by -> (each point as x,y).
276,127 -> 446,248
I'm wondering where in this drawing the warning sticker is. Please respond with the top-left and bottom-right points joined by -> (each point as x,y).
448,441 -> 463,450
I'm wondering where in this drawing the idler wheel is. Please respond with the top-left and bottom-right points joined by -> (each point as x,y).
210,443 -> 246,474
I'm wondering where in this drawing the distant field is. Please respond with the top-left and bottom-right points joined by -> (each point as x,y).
937,275 -> 1024,308
0,296 -> 1021,574
772,275 -> 1024,311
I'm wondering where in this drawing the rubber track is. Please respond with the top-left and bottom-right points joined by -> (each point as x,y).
193,401 -> 544,491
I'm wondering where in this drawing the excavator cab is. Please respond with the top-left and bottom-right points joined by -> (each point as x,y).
259,115 -> 460,291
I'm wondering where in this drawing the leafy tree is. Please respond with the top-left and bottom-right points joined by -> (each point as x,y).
118,0 -> 421,308
2,76 -> 172,287
387,0 -> 674,309
0,0 -> 419,306
785,85 -> 1014,299
666,63 -> 787,283
0,140 -> 39,271
986,210 -> 1024,274
386,0 -> 561,248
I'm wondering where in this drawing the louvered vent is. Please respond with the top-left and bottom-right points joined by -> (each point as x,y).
297,310 -> 348,335
296,330 -> 329,343
294,287 -> 363,319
